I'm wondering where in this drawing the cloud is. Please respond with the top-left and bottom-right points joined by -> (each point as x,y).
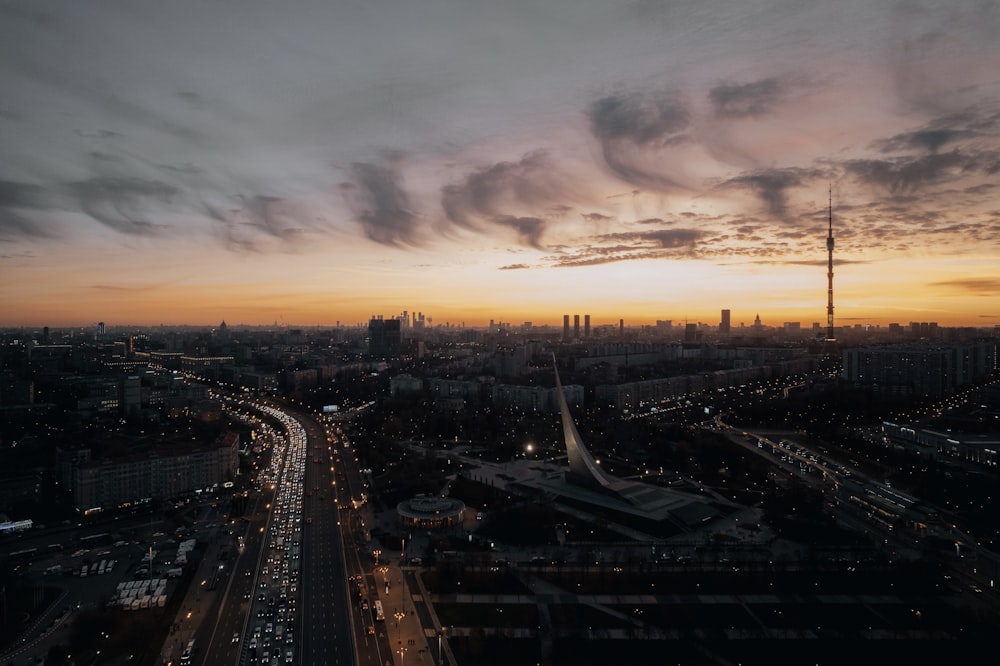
494,216 -> 545,248
177,91 -> 206,106
589,92 -> 689,143
643,228 -> 703,249
157,163 -> 204,175
0,180 -> 48,210
0,4 -> 56,27
582,212 -> 613,223
721,167 -> 823,218
876,129 -> 969,154
441,151 -> 575,246
708,77 -> 785,118
844,151 -> 973,193
0,180 -> 57,238
547,226 -> 705,268
498,263 -> 530,270
929,278 -> 1000,294
68,176 -> 177,235
89,283 -> 166,293
341,158 -> 419,246
239,195 -> 304,240
586,91 -> 689,189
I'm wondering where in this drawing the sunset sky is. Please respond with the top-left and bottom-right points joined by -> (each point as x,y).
2,1 -> 999,329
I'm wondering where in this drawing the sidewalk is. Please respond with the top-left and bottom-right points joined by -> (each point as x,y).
157,537 -> 221,666
374,556 -> 435,666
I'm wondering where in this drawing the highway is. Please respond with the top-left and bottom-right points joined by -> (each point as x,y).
209,394 -> 357,666
299,413 -> 354,666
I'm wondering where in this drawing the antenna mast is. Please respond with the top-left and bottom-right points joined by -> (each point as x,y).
825,185 -> 835,342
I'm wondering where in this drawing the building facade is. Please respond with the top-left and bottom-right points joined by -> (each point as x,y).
67,432 -> 239,511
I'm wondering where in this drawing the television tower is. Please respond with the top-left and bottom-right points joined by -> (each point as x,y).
825,185 -> 835,342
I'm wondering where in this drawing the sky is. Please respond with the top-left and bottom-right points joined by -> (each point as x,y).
2,0 -> 1000,329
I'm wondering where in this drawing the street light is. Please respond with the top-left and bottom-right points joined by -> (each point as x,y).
394,609 -> 405,642
437,626 -> 448,666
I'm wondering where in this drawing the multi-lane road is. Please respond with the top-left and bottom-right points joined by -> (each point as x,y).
208,394 -> 375,666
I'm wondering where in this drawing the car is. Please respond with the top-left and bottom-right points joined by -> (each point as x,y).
367,625 -> 375,635
232,632 -> 240,643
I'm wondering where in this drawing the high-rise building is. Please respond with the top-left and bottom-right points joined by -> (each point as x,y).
843,341 -> 995,396
573,314 -> 580,339
368,316 -> 402,359
720,309 -> 731,336
563,315 -> 570,341
584,314 -> 591,338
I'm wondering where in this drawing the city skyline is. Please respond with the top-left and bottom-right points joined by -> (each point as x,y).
2,2 -> 1000,328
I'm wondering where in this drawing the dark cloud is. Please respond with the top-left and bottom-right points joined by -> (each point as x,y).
197,193 -> 315,252
75,129 -> 123,139
0,180 -> 48,210
593,228 -> 703,251
0,180 -> 57,238
441,151 -> 574,246
0,209 -> 53,239
844,151 -> 972,193
199,201 -> 258,253
589,92 -> 688,143
239,195 -> 304,240
0,5 -> 57,26
644,228 -> 703,249
498,263 -> 530,270
69,177 -> 177,235
442,151 -> 562,225
876,129 -> 968,154
494,216 -> 545,249
549,226 -> 705,268
0,250 -> 37,260
587,91 -> 689,189
708,77 -> 784,118
342,160 -> 418,246
722,168 -> 823,218
157,163 -> 204,175
177,91 -> 205,106
582,212 -> 613,222
14,59 -> 201,143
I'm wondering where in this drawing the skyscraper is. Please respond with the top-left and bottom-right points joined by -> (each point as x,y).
563,314 -> 570,341
720,309 -> 731,336
584,314 -> 591,338
573,314 -> 580,339
368,316 -> 402,359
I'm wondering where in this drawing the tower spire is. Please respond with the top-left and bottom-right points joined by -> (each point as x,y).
825,185 -> 836,342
